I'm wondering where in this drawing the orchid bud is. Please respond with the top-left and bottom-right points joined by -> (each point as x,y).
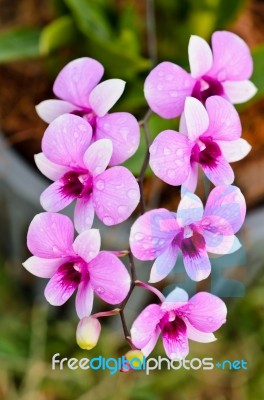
76,317 -> 101,350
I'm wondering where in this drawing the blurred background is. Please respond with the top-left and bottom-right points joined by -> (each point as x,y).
0,0 -> 264,399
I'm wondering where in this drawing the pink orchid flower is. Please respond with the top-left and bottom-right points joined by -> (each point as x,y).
131,287 -> 227,360
130,185 -> 246,282
35,114 -> 140,233
23,212 -> 130,318
36,57 -> 140,165
149,96 -> 251,191
145,31 -> 257,119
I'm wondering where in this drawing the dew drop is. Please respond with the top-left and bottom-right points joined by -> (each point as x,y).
127,189 -> 138,199
95,180 -> 105,190
170,91 -> 178,97
135,233 -> 144,241
52,246 -> 59,253
103,123 -> 110,131
157,84 -> 163,91
176,149 -> 183,156
118,205 -> 128,215
167,169 -> 175,178
163,147 -> 171,155
103,216 -> 114,225
96,286 -> 105,294
175,159 -> 184,166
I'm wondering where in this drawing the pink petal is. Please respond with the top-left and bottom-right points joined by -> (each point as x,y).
204,96 -> 241,140
75,280 -> 94,318
130,209 -> 179,260
40,180 -> 73,212
83,139 -> 113,176
141,327 -> 161,357
210,31 -> 253,81
27,212 -> 74,258
93,166 -> 140,225
44,265 -> 79,306
22,256 -> 65,278
149,130 -> 192,185
184,97 -> 209,140
162,318 -> 189,360
216,139 -> 251,162
73,229 -> 100,263
35,99 -> 79,123
161,287 -> 189,312
42,114 -> 92,168
184,318 -> 216,343
74,197 -> 95,233
203,185 -> 246,233
223,80 -> 257,103
177,192 -> 204,227
144,62 -> 195,118
89,79 -> 125,117
89,251 -> 130,304
188,35 -> 213,78
149,245 -> 179,283
53,57 -> 104,108
182,231 -> 211,281
181,162 -> 199,193
130,304 -> 163,349
204,231 -> 241,254
200,155 -> 235,186
35,153 -> 70,181
181,292 -> 227,332
95,112 -> 140,165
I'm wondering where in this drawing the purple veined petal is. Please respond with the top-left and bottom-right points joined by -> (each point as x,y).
149,244 -> 179,283
184,318 -> 217,343
74,197 -> 95,233
53,57 -> 104,108
44,263 -> 80,306
203,96 -> 241,141
180,292 -> 227,333
40,180 -> 73,212
130,208 -> 179,260
181,230 -> 211,281
144,62 -> 195,119
216,138 -> 251,162
200,154 -> 235,186
35,99 -> 79,123
89,79 -> 125,117
42,114 -> 92,168
162,318 -> 189,360
27,212 -> 74,259
177,192 -> 204,227
93,166 -> 140,226
83,139 -> 113,177
22,256 -> 65,278
130,304 -> 163,349
89,251 -> 130,304
204,231 -> 241,254
184,97 -> 209,141
209,31 -> 253,81
181,162 -> 199,194
95,112 -> 140,165
141,326 -> 161,357
188,35 -> 213,78
149,130 -> 192,185
203,185 -> 246,233
35,153 -> 70,181
73,229 -> 101,263
75,279 -> 94,319
161,287 -> 189,312
222,80 -> 257,103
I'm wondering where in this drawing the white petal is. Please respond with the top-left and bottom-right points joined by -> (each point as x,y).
188,35 -> 213,78
216,138 -> 251,162
184,97 -> 209,140
222,80 -> 257,104
89,79 -> 126,117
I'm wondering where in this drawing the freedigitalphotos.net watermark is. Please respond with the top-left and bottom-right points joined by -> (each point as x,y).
52,354 -> 248,375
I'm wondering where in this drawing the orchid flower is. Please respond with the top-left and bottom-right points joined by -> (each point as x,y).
145,31 -> 257,119
149,96 -> 251,191
130,185 -> 246,282
23,213 -> 130,318
131,287 -> 227,360
35,114 -> 140,233
36,57 -> 140,165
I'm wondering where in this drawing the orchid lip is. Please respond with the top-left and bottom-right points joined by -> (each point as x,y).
60,170 -> 93,199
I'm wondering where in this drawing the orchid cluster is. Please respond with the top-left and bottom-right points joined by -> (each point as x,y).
23,31 -> 256,362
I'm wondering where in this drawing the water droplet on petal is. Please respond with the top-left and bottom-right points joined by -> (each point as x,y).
118,205 -> 128,215
74,131 -> 79,139
95,180 -> 105,190
176,149 -> 183,156
163,147 -> 171,155
170,91 -> 178,97
103,216 -> 114,225
175,159 -> 184,166
167,169 -> 175,178
96,286 -> 105,294
52,246 -> 59,253
157,84 -> 163,91
127,189 -> 138,199
135,233 -> 144,241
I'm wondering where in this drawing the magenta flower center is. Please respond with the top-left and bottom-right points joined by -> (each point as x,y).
73,108 -> 97,131
159,312 -> 186,338
61,171 -> 93,199
192,76 -> 224,103
191,136 -> 222,167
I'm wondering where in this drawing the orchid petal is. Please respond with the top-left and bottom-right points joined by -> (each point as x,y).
83,139 -> 113,176
73,229 -> 100,263
188,35 -> 213,78
74,197 -> 95,233
89,79 -> 125,117
75,280 -> 94,319
40,180 -> 73,212
182,231 -> 211,281
22,256 -> 65,278
162,318 -> 189,360
223,80 -> 257,103
36,100 -> 78,123
184,97 -> 209,140
216,139 -> 251,162
35,153 -> 70,181
177,192 -> 204,227
149,245 -> 179,283
131,304 -> 163,349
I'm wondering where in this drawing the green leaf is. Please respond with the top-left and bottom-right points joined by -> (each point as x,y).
39,15 -> 77,55
0,27 -> 40,63
214,0 -> 247,29
64,0 -> 113,41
